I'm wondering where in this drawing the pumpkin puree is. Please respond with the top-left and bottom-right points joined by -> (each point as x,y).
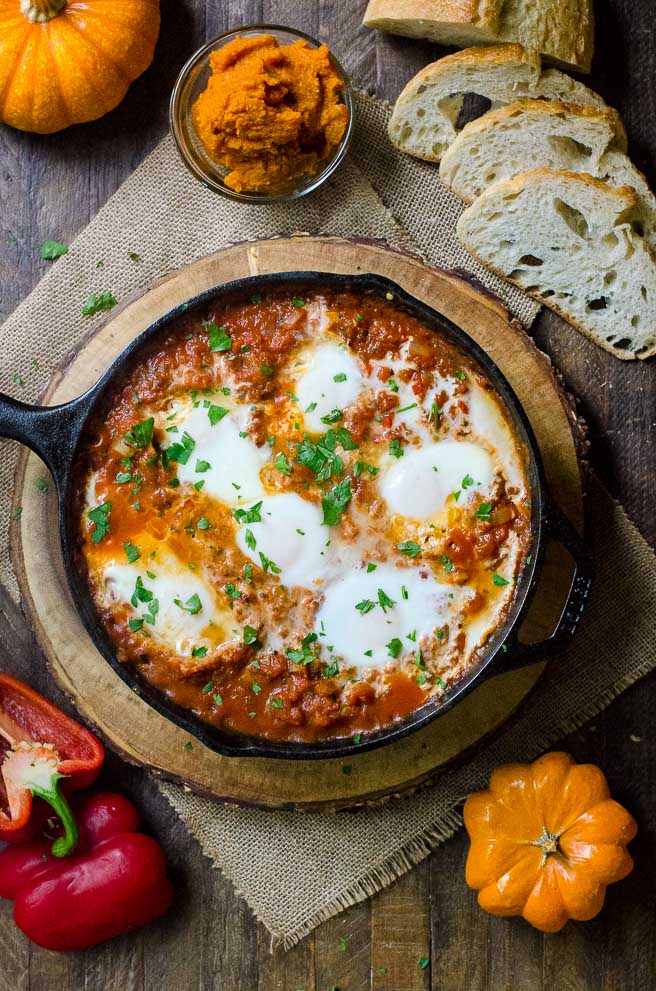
192,34 -> 349,193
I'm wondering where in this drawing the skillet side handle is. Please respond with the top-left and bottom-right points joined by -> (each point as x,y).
501,503 -> 595,672
0,392 -> 90,492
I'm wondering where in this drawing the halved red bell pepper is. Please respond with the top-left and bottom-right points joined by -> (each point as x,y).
0,673 -> 104,854
0,791 -> 174,952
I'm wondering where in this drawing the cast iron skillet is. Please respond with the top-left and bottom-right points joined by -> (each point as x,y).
0,273 -> 593,760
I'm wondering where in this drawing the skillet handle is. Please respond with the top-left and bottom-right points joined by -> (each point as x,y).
0,392 -> 92,491
500,502 -> 594,672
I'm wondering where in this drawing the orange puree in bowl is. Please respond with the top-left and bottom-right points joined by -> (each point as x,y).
192,34 -> 349,194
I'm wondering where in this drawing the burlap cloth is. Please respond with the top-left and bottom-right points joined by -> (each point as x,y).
1,93 -> 654,947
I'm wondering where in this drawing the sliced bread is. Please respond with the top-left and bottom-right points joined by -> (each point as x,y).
389,45 -> 608,163
363,0 -> 594,73
439,100 -> 656,253
456,169 -> 656,359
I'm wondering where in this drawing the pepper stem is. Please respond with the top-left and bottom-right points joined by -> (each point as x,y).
29,773 -> 79,858
20,0 -> 66,24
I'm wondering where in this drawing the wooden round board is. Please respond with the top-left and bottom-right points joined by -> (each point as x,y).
12,237 -> 584,811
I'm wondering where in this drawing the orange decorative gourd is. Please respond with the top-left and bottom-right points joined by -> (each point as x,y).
0,0 -> 160,134
464,751 -> 637,932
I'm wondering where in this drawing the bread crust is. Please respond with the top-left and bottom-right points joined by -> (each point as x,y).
363,0 -> 594,72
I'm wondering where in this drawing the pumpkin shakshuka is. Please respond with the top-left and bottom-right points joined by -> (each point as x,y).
75,287 -> 531,743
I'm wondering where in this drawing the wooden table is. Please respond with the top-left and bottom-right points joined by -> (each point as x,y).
0,2 -> 654,988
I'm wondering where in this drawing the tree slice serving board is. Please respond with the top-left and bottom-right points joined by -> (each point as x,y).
12,237 -> 584,811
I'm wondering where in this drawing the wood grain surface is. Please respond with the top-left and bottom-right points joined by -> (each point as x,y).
13,236 -> 582,809
0,1 -> 654,989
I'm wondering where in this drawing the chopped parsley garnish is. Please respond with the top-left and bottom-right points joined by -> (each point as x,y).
305,402 -> 317,413
430,402 -> 442,428
342,764 -> 352,775
397,402 -> 418,414
366,563 -> 377,573
333,373 -> 347,382
492,573 -> 509,586
245,529 -> 256,551
115,472 -> 132,484
130,575 -> 152,607
398,540 -> 421,558
249,293 -> 262,304
354,460 -> 378,477
454,371 -> 467,381
388,378 -> 399,393
233,501 -> 262,524
89,501 -> 111,543
82,291 -> 117,318
202,681 -> 214,694
40,240 -> 68,260
35,478 -> 49,493
286,633 -> 318,666
320,408 -> 343,425
128,618 -> 144,633
296,428 -> 354,480
389,438 -> 404,458
225,584 -> 241,602
208,404 -> 229,426
174,593 -> 202,615
260,364 -> 275,377
243,625 -> 259,645
259,552 -> 281,575
274,452 -> 292,476
324,660 -> 339,678
355,599 -> 375,615
192,646 -> 208,659
203,320 -> 232,352
321,477 -> 352,526
387,638 -> 403,659
124,417 -> 154,449
196,517 -> 211,530
213,694 -> 223,706
475,502 -> 493,521
377,588 -> 395,612
441,553 -> 454,574
163,431 -> 195,466
462,474 -> 474,489
291,298 -> 305,307
195,459 -> 211,473
270,698 -> 284,709
419,957 -> 430,970
250,682 -> 262,694
123,542 -> 140,563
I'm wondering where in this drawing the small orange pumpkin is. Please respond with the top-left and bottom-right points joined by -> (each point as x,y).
0,0 -> 160,134
464,751 -> 637,932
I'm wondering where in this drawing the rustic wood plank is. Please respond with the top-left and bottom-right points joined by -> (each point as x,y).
370,863 -> 431,991
258,923 -> 315,991
314,902 -> 372,991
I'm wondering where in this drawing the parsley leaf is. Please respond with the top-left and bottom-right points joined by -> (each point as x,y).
245,529 -> 256,551
174,593 -> 202,615
355,599 -> 375,615
353,460 -> 378,477
233,501 -> 263,524
192,646 -> 208,658
89,502 -> 111,543
208,404 -> 229,426
82,291 -> 117,318
163,431 -> 195,466
243,625 -> 259,645
377,588 -> 396,613
40,240 -> 68,260
333,373 -> 347,382
203,320 -> 232,352
320,408 -> 343,425
475,502 -> 493,521
441,553 -> 454,574
322,477 -> 352,526
389,438 -> 404,458
387,638 -> 403,659
123,542 -> 140,563
492,573 -> 509,586
398,540 -> 421,558
124,417 -> 154,449
259,551 -> 281,575
274,452 -> 292,476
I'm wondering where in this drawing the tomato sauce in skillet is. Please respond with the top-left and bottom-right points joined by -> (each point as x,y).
74,288 -> 531,743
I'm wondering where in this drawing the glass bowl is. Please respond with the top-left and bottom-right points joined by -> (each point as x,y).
169,24 -> 354,204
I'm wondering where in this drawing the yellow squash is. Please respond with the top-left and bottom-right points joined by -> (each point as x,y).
464,751 -> 637,932
0,0 -> 160,133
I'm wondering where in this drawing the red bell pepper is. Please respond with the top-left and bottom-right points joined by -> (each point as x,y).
0,791 -> 175,951
0,673 -> 104,854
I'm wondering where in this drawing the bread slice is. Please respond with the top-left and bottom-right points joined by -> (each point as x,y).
364,0 -> 594,73
440,100 -> 656,254
389,45 -> 608,163
456,170 -> 656,359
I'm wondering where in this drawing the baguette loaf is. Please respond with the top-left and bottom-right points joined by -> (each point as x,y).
456,169 -> 656,359
389,45 -> 607,163
440,100 -> 656,253
363,0 -> 594,73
